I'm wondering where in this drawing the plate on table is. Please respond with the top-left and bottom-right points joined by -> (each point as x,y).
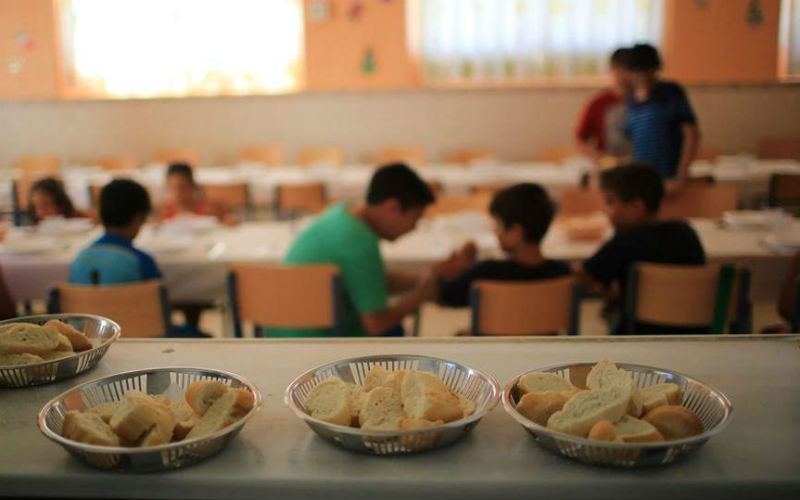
0,237 -> 55,256
722,210 -> 790,230
160,215 -> 219,235
141,236 -> 193,255
37,217 -> 94,236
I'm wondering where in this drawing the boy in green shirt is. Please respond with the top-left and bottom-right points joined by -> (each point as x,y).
273,163 -> 439,337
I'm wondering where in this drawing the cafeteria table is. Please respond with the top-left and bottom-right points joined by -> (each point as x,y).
1,335 -> 799,499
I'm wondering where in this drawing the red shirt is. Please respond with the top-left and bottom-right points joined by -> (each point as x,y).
575,90 -> 624,154
160,199 -> 211,220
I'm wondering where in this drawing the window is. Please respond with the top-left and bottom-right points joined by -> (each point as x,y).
60,0 -> 304,98
781,0 -> 800,79
408,0 -> 664,83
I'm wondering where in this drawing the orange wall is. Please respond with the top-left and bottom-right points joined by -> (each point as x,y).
303,0 -> 417,90
0,0 -> 60,99
663,0 -> 781,83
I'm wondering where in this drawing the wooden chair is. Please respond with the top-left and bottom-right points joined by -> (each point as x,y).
624,263 -> 751,334
202,183 -> 253,219
471,183 -> 509,196
298,146 -> 344,167
660,185 -> 738,219
96,155 -> 137,171
558,188 -> 605,216
227,263 -> 342,337
48,281 -> 171,338
424,193 -> 492,218
238,145 -> 284,167
696,145 -> 721,161
276,182 -> 327,216
446,149 -> 496,165
757,136 -> 800,160
469,276 -> 580,336
540,144 -> 580,163
792,280 -> 800,333
17,155 -> 61,178
768,174 -> 800,214
376,146 -> 427,166
427,181 -> 444,197
153,149 -> 199,166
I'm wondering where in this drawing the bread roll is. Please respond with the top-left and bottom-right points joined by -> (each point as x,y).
0,324 -> 61,355
516,390 -> 569,426
547,388 -> 629,437
62,411 -> 121,447
587,420 -> 623,442
304,377 -> 352,426
586,359 -> 643,417
400,370 -> 463,423
0,353 -> 44,366
640,383 -> 683,413
44,320 -> 93,351
363,366 -> 404,392
613,415 -> 665,443
186,388 -> 254,440
359,386 -> 405,431
643,405 -> 703,440
185,380 -> 229,416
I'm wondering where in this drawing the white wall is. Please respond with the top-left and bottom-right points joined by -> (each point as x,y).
1,85 -> 799,167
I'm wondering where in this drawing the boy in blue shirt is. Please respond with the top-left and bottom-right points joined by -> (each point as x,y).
625,44 -> 700,193
71,179 -> 161,284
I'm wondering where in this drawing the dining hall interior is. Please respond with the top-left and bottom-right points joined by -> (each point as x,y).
1,1 -> 800,498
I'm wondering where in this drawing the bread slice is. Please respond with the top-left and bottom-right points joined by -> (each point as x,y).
40,350 -> 74,361
547,388 -> 629,437
62,411 -> 121,446
516,390 -> 569,426
359,386 -> 405,431
304,377 -> 352,426
586,360 -> 643,417
640,383 -> 683,413
399,418 -> 444,430
643,405 -> 704,440
185,388 -> 254,439
185,380 -> 230,416
44,320 -> 93,351
363,366 -> 404,392
170,399 -> 200,440
346,382 -> 367,426
457,393 -> 476,417
54,333 -> 73,352
137,404 -> 177,447
0,353 -> 44,366
587,420 -> 624,442
87,401 -> 121,424
400,370 -> 463,423
517,372 -> 577,396
109,390 -> 172,443
0,324 -> 61,355
613,415 -> 665,443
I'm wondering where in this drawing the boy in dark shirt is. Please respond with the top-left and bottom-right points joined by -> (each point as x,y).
438,183 -> 571,307
578,163 -> 706,334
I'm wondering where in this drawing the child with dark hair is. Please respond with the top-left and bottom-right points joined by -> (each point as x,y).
624,44 -> 700,189
28,177 -> 80,223
437,183 -> 571,307
578,163 -> 706,334
160,163 -> 236,224
70,179 -> 161,284
575,47 -> 633,160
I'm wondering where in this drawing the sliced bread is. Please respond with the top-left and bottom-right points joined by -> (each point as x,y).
62,410 -> 121,447
457,393 -> 476,418
643,405 -> 704,440
44,319 -> 93,351
359,386 -> 405,431
516,390 -> 569,427
87,401 -> 121,424
0,353 -> 44,366
186,388 -> 254,440
304,377 -> 352,426
517,372 -> 577,395
587,420 -> 624,442
0,324 -> 61,355
170,399 -> 201,440
547,388 -> 629,437
109,390 -> 171,443
640,383 -> 683,413
363,366 -> 404,392
400,370 -> 463,423
613,415 -> 665,443
586,359 -> 643,417
185,379 -> 230,416
137,404 -> 177,447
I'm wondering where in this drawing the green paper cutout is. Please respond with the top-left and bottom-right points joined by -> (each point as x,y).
362,48 -> 376,75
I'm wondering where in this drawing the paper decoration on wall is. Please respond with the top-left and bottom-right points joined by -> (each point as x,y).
362,48 -> 376,74
747,0 -> 763,26
348,1 -> 364,21
309,0 -> 331,22
15,31 -> 35,52
8,55 -> 24,75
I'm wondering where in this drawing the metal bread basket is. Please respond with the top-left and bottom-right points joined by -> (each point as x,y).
38,367 -> 262,472
285,354 -> 501,455
503,362 -> 733,468
0,314 -> 120,388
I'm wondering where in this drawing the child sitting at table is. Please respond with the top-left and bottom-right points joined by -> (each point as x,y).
28,177 -> 85,224
160,163 -> 236,225
436,183 -> 572,307
577,163 -> 706,334
70,179 -> 162,284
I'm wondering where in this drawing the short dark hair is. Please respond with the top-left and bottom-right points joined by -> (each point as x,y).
99,179 -> 152,228
489,183 -> 555,244
28,177 -> 76,220
610,48 -> 631,68
166,162 -> 195,184
626,43 -> 662,72
600,163 -> 664,213
366,163 -> 435,210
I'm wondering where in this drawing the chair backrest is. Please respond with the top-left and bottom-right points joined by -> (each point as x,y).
17,155 -> 61,178
446,149 -> 496,165
758,136 -> 800,160
424,193 -> 491,218
49,281 -> 170,338
696,145 -> 721,161
660,185 -> 738,219
153,149 -> 199,166
239,145 -> 284,167
625,263 -> 742,333
202,183 -> 252,214
558,188 -> 605,216
227,263 -> 340,337
768,174 -> 800,210
470,276 -> 579,336
276,183 -> 327,215
298,146 -> 344,167
96,155 -> 137,171
376,146 -> 426,166
540,144 -> 580,163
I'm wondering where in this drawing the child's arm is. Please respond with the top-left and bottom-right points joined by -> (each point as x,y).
675,123 -> 700,184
